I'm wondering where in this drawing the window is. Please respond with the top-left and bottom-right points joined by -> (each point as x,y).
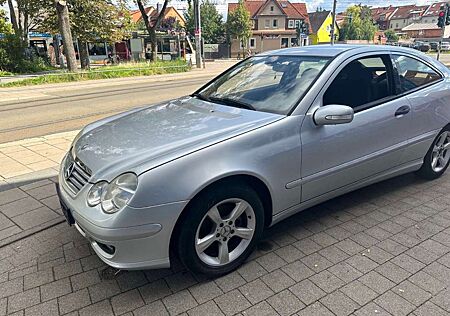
324,56 -> 393,110
396,23 -> 399,28
249,38 -> 256,49
88,43 -> 107,56
265,19 -> 270,28
295,20 -> 301,28
273,19 -> 278,28
392,55 -> 442,92
281,37 -> 289,48
270,6 -> 274,11
197,56 -> 330,115
288,20 -> 295,28
291,38 -> 298,46
251,20 -> 256,29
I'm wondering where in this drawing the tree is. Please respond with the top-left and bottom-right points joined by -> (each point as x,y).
339,4 -> 377,41
1,0 -> 49,41
384,29 -> 399,42
55,0 -> 78,72
185,0 -> 225,44
135,0 -> 169,62
0,8 -> 13,34
227,0 -> 252,56
41,0 -> 132,69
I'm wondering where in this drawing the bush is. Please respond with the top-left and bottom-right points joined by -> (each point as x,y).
0,34 -> 51,74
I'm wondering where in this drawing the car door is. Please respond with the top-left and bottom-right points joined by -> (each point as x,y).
390,53 -> 447,163
300,52 -> 413,202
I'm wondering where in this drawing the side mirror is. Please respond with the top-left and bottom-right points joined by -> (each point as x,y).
313,104 -> 354,126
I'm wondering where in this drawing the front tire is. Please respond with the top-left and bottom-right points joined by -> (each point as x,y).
416,126 -> 450,180
177,183 -> 264,277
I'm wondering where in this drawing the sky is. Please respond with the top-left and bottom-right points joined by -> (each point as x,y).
0,0 -> 440,18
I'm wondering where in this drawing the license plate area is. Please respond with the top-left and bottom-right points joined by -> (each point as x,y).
55,183 -> 75,225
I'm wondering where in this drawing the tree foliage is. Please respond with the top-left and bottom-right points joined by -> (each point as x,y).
384,29 -> 399,42
0,8 -> 13,34
40,0 -> 132,44
227,0 -> 252,51
1,0 -> 49,40
185,0 -> 225,44
339,5 -> 378,41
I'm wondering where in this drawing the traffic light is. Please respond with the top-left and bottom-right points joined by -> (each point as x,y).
438,10 -> 445,28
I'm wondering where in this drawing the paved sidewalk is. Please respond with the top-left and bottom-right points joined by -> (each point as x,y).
0,132 -> 76,246
0,131 -> 76,180
0,171 -> 449,315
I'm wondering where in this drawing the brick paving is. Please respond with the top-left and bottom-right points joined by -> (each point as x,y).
0,178 -> 65,247
0,172 -> 449,315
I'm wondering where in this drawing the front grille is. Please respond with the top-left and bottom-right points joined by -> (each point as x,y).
64,153 -> 92,194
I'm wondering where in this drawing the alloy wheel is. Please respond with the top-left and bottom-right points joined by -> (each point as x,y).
431,131 -> 450,173
195,198 -> 256,266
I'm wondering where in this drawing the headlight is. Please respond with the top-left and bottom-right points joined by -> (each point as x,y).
87,181 -> 108,206
87,173 -> 138,214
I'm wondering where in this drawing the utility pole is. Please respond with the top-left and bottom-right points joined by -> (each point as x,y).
193,0 -> 203,68
330,0 -> 337,45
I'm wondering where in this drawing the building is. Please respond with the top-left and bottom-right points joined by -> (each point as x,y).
421,2 -> 446,24
308,11 -> 339,44
388,5 -> 427,32
130,6 -> 186,27
371,6 -> 397,30
401,23 -> 449,41
227,0 -> 310,57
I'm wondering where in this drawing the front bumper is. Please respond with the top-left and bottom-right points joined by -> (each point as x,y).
56,178 -> 188,270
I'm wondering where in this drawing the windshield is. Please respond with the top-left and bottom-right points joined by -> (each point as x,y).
195,55 -> 330,115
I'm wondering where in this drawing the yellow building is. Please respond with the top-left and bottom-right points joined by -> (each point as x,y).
308,11 -> 339,44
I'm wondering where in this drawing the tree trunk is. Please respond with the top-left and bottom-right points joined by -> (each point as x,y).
136,0 -> 169,63
78,40 -> 90,69
55,0 -> 78,72
150,29 -> 157,62
7,0 -> 19,34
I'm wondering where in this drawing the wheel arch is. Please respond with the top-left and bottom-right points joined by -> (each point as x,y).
169,173 -> 273,259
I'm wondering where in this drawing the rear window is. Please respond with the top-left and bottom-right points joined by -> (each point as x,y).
392,55 -> 442,92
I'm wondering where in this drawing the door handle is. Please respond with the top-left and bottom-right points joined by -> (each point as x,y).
395,105 -> 411,117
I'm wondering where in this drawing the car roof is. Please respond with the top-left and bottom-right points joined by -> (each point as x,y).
258,44 -> 423,58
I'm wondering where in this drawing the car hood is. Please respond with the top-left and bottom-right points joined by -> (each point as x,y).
73,96 -> 284,181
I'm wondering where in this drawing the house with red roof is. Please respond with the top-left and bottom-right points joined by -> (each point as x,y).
227,0 -> 310,57
130,6 -> 186,27
371,6 -> 397,30
388,4 -> 427,32
421,2 -> 447,24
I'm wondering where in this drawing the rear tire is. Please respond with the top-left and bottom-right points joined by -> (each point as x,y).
177,183 -> 264,277
416,126 -> 450,180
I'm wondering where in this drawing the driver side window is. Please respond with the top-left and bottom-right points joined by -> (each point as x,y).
323,56 -> 394,111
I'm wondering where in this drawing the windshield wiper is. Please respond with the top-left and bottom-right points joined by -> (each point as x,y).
208,96 -> 256,111
192,92 -> 210,102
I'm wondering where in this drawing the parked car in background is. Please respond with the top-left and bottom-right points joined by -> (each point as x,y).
430,42 -> 439,51
57,45 -> 450,277
414,42 -> 431,52
440,42 -> 450,51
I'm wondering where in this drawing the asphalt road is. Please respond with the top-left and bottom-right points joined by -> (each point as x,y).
0,76 -> 214,143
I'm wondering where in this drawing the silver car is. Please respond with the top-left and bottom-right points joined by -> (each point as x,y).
57,45 -> 450,276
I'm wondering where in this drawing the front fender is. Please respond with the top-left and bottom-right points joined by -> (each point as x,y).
129,116 -> 303,215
